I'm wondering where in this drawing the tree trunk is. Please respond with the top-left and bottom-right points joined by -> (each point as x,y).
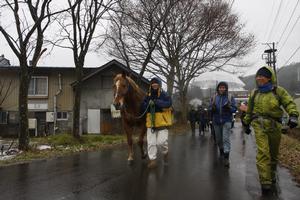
166,66 -> 175,96
72,66 -> 83,138
18,63 -> 30,150
72,84 -> 81,138
179,89 -> 188,123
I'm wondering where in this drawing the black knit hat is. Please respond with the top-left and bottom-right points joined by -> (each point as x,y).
256,67 -> 272,79
150,77 -> 162,86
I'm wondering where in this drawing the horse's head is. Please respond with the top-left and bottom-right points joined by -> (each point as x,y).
113,73 -> 130,110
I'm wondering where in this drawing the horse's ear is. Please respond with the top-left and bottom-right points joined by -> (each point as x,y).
122,71 -> 127,78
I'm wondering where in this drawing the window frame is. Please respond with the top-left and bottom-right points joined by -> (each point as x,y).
0,111 -> 8,124
28,76 -> 48,97
56,111 -> 68,121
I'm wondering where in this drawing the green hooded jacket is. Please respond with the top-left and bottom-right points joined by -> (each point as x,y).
243,66 -> 299,125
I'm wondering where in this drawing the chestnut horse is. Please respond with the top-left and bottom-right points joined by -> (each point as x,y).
113,73 -> 147,163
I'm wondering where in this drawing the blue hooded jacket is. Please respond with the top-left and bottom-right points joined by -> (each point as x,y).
141,77 -> 172,113
209,81 -> 237,124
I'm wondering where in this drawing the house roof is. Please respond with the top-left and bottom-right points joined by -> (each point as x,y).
72,59 -> 150,86
0,64 -> 97,74
0,59 -> 150,85
0,54 -> 11,66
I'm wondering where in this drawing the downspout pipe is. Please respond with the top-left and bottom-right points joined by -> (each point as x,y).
54,73 -> 62,135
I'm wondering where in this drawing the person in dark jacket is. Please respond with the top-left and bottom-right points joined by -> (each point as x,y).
209,81 -> 237,167
188,107 -> 197,134
207,109 -> 216,144
141,77 -> 172,169
197,106 -> 206,135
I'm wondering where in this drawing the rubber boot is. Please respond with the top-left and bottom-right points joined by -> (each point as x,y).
163,152 -> 168,165
261,184 -> 272,196
219,148 -> 224,157
224,152 -> 230,167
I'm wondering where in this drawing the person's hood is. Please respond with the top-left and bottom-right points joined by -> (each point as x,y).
216,81 -> 228,94
150,77 -> 162,87
148,77 -> 162,97
255,66 -> 276,85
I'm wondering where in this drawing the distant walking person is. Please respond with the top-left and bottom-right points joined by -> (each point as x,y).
241,66 -> 299,195
209,81 -> 237,167
188,107 -> 197,134
141,77 -> 172,169
197,106 -> 206,135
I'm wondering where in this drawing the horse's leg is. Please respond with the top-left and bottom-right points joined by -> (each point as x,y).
138,124 -> 147,159
124,123 -> 134,163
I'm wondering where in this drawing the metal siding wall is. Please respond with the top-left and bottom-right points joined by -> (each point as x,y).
0,71 -> 19,111
51,72 -> 76,111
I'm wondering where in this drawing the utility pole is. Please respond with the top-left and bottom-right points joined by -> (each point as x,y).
262,42 -> 277,82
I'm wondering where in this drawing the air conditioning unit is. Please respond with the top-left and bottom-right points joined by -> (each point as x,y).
46,112 -> 54,122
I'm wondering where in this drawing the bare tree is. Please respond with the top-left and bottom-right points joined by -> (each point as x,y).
106,0 -> 177,78
52,0 -> 116,138
0,0 -> 70,150
148,0 -> 254,122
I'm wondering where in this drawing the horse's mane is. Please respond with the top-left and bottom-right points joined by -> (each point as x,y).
127,77 -> 146,98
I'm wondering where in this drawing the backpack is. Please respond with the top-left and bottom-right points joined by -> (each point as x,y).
248,86 -> 282,115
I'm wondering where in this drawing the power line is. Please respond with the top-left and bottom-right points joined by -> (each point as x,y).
267,0 -> 283,42
263,0 -> 276,41
278,0 -> 300,43
229,0 -> 235,9
282,45 -> 300,67
278,15 -> 300,53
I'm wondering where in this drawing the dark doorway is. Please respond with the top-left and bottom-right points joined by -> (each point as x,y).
34,112 -> 47,136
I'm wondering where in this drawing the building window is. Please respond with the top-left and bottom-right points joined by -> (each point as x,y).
57,111 -> 68,120
28,76 -> 48,96
0,111 -> 8,124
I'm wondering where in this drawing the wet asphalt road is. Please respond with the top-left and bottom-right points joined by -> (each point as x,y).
0,123 -> 300,200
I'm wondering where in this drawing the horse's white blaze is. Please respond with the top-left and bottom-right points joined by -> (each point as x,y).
114,80 -> 124,106
115,80 -> 120,99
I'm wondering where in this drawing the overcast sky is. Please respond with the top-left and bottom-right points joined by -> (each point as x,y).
1,0 -> 300,76
232,0 -> 300,76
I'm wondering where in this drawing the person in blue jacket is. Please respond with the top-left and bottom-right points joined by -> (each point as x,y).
141,77 -> 172,169
209,81 -> 237,167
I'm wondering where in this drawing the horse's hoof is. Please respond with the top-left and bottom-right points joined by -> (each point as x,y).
127,159 -> 134,165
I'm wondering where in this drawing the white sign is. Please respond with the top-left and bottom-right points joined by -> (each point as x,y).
28,103 -> 48,110
28,118 -> 37,129
28,118 -> 37,136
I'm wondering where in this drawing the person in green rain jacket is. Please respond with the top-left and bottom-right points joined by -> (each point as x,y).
241,66 -> 299,195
